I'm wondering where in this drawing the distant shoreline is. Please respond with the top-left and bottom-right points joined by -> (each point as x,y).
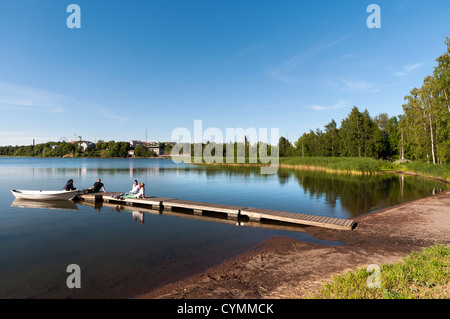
0,155 -> 171,159
192,160 -> 450,184
2,155 -> 449,184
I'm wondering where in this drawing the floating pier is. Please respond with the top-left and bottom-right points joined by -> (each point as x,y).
78,192 -> 356,230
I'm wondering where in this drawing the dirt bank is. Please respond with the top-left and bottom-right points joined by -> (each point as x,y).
136,189 -> 450,299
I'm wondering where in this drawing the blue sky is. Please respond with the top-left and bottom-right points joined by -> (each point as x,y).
0,0 -> 449,146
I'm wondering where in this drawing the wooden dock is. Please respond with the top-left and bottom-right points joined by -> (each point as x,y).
77,192 -> 356,230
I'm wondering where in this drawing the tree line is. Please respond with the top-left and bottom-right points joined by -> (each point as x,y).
0,140 -> 131,158
288,108 -> 400,160
0,140 -> 173,158
279,37 -> 450,164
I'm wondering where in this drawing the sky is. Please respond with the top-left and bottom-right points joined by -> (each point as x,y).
0,0 -> 449,146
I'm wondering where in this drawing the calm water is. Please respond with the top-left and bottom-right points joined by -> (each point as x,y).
0,157 -> 447,298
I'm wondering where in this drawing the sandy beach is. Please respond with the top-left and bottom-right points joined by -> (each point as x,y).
136,189 -> 450,299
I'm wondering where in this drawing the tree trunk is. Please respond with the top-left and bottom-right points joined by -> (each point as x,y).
429,115 -> 436,164
400,131 -> 404,161
444,88 -> 450,114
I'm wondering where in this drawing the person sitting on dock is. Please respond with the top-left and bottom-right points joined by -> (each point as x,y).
62,179 -> 76,191
85,178 -> 106,193
113,180 -> 139,199
122,182 -> 145,199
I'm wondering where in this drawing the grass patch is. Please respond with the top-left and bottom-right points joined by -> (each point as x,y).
279,157 -> 383,174
309,245 -> 450,299
403,162 -> 450,181
187,156 -> 384,174
185,155 -> 450,180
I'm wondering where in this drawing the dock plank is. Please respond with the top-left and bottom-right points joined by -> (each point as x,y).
239,207 -> 353,230
78,193 -> 355,230
239,207 -> 354,230
163,199 -> 244,215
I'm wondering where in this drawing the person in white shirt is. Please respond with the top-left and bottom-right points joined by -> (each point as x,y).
114,180 -> 139,199
135,182 -> 145,198
128,180 -> 140,195
123,182 -> 145,199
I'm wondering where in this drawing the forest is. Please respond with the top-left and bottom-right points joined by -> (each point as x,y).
0,140 -> 133,158
281,37 -> 450,165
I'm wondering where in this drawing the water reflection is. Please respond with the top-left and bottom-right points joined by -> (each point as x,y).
80,200 -> 318,234
11,199 -> 78,211
11,165 -> 266,178
277,169 -> 447,217
132,210 -> 144,224
7,160 -> 448,220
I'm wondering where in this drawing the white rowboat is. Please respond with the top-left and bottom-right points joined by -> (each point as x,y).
11,189 -> 79,201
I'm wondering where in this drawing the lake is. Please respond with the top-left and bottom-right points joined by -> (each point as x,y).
0,157 -> 447,298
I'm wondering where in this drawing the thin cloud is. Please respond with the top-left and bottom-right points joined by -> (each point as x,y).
309,99 -> 349,111
341,80 -> 377,92
96,105 -> 131,124
393,63 -> 423,76
270,34 -> 354,83
0,82 -> 66,113
397,1 -> 412,10
324,53 -> 360,65
326,77 -> 380,93
0,81 -> 131,124
237,42 -> 269,57
0,131 -> 59,146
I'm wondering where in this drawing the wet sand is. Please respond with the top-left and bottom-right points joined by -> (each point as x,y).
136,189 -> 450,299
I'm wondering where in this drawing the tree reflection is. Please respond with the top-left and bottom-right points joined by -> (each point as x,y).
283,169 -> 447,218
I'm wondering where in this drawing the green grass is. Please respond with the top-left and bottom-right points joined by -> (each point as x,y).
279,157 -> 383,174
187,156 -> 384,174
309,245 -> 450,299
404,161 -> 450,181
186,155 -> 450,180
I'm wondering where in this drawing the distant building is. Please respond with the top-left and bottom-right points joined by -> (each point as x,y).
130,140 -> 147,148
129,140 -> 165,156
148,144 -> 164,156
79,141 -> 95,152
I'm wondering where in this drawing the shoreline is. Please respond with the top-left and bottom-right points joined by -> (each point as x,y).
136,189 -> 450,299
2,155 -> 448,184
194,161 -> 450,184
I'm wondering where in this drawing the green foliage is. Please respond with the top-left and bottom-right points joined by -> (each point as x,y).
296,38 -> 449,165
296,108 -> 399,160
134,145 -> 156,157
404,161 -> 450,181
104,141 -> 130,157
278,136 -> 294,157
401,38 -> 450,164
310,245 -> 450,299
280,157 -> 383,174
0,140 -> 132,158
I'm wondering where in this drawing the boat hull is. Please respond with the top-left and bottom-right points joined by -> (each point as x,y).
11,190 -> 79,201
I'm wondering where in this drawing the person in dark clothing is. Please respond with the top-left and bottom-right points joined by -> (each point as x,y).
88,178 -> 106,193
63,179 -> 76,191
